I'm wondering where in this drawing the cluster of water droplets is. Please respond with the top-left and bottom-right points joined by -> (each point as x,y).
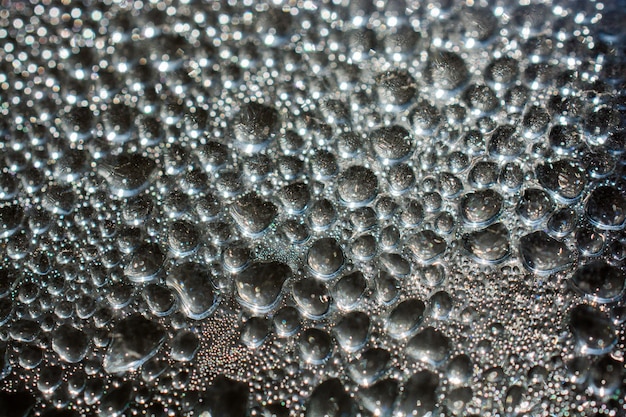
0,0 -> 625,416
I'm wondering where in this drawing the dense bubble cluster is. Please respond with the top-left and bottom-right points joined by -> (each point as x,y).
0,0 -> 625,416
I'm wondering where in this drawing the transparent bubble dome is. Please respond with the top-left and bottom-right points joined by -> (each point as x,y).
0,1 -> 625,416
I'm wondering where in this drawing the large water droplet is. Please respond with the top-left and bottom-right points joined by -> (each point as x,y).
536,159 -> 587,203
386,298 -> 425,339
459,189 -> 502,226
98,154 -> 157,197
427,51 -> 468,90
336,166 -> 379,207
52,324 -> 89,364
142,284 -> 177,317
299,328 -> 332,364
585,186 -> 626,230
462,222 -> 510,264
103,314 -> 166,374
234,102 -> 280,152
397,370 -> 439,416
569,304 -> 616,355
519,231 -> 574,274
371,125 -> 413,164
235,261 -> 291,313
0,204 -> 23,238
334,311 -> 370,352
307,238 -> 344,278
124,242 -> 165,283
166,263 -> 219,320
333,271 -> 367,311
293,279 -> 330,319
375,70 -> 417,107
406,230 -> 447,263
570,262 -> 625,304
170,330 -> 200,362
406,327 -> 451,366
231,193 -> 278,236
306,379 -> 356,417
358,379 -> 398,417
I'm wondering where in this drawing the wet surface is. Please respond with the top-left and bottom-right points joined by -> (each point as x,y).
0,0 -> 625,416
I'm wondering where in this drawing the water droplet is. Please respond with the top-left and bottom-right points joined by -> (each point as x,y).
0,204 -> 23,238
486,57 -> 519,85
429,291 -> 454,320
103,314 -> 166,373
37,365 -> 64,394
570,262 -> 625,304
308,199 -> 337,231
463,222 -> 510,264
19,345 -> 43,370
231,193 -> 278,236
309,150 -> 338,180
332,271 -> 367,311
459,189 -> 502,226
334,311 -> 370,352
387,163 -> 415,195
399,199 -> 424,228
516,188 -> 554,225
463,84 -> 498,114
410,100 -> 441,135
293,279 -> 330,319
519,231 -> 574,274
375,70 -> 417,107
380,252 -> 411,278
397,370 -> 439,416
589,356 -> 623,398
60,98 -> 94,136
427,51 -> 468,91
166,263 -> 219,320
307,238 -> 344,278
336,166 -> 379,207
197,376 -> 250,417
460,7 -> 497,42
142,284 -> 177,317
347,347 -> 391,386
273,306 -> 300,337
124,242 -> 165,283
569,304 -> 616,355
98,382 -> 133,417
240,316 -> 270,349
357,379 -> 398,417
406,327 -> 451,365
197,141 -> 229,172
386,298 -> 425,339
447,354 -> 474,385
585,186 -> 626,230
406,230 -> 447,263
549,124 -> 581,155
522,105 -> 550,138
375,271 -> 400,305
299,328 -> 332,364
536,159 -> 587,203
351,234 -> 377,260
487,125 -> 524,159
547,207 -> 578,237
235,261 -> 291,313
42,184 -> 75,215
306,379 -> 356,417
167,220 -> 200,256
98,154 -> 157,197
234,102 -> 280,152
52,324 -> 89,364
279,182 -> 310,214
